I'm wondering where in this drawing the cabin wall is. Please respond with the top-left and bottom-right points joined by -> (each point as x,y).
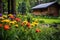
47,6 -> 59,16
32,5 -> 59,16
32,9 -> 48,15
41,9 -> 48,15
32,10 -> 41,15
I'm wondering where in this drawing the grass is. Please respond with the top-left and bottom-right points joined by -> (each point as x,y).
39,19 -> 60,24
28,14 -> 60,24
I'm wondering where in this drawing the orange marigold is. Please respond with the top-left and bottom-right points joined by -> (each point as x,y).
4,25 -> 10,30
15,18 -> 21,22
9,15 -> 15,19
0,24 -> 2,28
36,29 -> 41,33
26,22 -> 30,26
26,22 -> 31,28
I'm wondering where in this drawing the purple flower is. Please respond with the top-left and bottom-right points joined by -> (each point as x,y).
0,13 -> 2,17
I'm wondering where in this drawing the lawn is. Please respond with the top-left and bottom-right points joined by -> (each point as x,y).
39,19 -> 60,24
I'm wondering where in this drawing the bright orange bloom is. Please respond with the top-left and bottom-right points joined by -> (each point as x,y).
26,22 -> 30,27
15,18 -> 21,22
9,15 -> 15,19
36,29 -> 41,33
0,24 -> 2,28
4,25 -> 10,30
26,22 -> 31,28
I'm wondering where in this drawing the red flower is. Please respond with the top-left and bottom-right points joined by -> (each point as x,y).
36,29 -> 41,33
15,18 -> 21,22
9,15 -> 15,19
4,25 -> 10,30
26,22 -> 31,28
0,24 -> 2,28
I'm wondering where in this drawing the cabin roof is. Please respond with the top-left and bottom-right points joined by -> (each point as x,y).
32,1 -> 59,10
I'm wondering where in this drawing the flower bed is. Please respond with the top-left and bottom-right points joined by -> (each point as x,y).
0,14 -> 60,40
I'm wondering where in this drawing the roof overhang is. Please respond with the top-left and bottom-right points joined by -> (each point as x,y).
31,1 -> 59,10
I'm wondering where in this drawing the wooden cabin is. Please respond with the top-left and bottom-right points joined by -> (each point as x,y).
32,1 -> 60,17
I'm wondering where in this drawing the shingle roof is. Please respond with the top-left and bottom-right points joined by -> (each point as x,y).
32,1 -> 57,9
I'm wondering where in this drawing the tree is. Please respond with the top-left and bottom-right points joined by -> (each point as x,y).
2,2 -> 5,13
0,0 -> 3,14
8,0 -> 16,15
8,0 -> 11,14
18,3 -> 22,13
11,0 -> 16,15
21,1 -> 26,15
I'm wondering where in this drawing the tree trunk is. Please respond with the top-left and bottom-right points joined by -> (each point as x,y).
0,0 -> 3,14
11,0 -> 16,15
8,0 -> 11,14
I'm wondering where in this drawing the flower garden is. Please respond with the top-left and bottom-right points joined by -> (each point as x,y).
0,13 -> 60,40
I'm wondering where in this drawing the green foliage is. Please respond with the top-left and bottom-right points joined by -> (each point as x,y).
39,20 -> 45,23
18,1 -> 26,14
0,25 -> 60,40
2,0 -> 60,13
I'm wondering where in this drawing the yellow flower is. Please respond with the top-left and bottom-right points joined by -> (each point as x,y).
8,14 -> 13,16
34,23 -> 38,26
23,21 -> 28,25
31,24 -> 35,27
13,21 -> 17,23
2,15 -> 7,18
15,24 -> 18,28
1,19 -> 10,23
32,22 -> 38,26
15,24 -> 18,26
9,21 -> 17,25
